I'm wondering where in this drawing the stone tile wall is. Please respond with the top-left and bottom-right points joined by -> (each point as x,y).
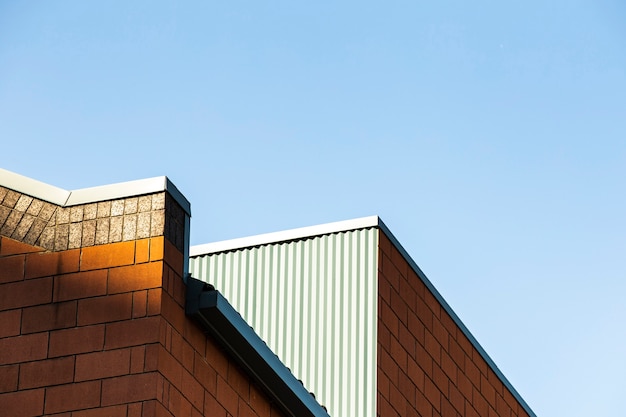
0,186 -> 186,253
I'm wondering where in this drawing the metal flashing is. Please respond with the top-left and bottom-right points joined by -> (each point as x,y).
186,278 -> 330,417
0,168 -> 70,206
0,168 -> 191,216
190,215 -> 380,256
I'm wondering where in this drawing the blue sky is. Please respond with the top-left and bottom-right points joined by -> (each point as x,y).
2,1 -> 625,415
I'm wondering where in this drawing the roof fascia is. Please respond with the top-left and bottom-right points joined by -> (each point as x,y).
0,168 -> 190,216
0,168 -> 70,206
185,278 -> 329,417
190,215 -> 380,256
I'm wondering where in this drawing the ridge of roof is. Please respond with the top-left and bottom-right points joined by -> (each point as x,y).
0,168 -> 190,216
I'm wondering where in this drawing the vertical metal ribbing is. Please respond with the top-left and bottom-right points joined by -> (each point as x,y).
189,228 -> 379,417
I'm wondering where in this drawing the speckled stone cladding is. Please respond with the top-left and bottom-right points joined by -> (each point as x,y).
0,186 -> 186,253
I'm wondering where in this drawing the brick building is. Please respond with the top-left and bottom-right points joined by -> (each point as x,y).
0,169 -> 535,417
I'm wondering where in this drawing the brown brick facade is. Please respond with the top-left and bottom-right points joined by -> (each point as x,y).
377,231 -> 530,417
2,172 -> 534,417
0,184 -> 285,417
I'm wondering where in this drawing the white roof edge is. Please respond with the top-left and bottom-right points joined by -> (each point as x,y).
190,215 -> 380,256
0,168 -> 71,206
0,168 -> 191,216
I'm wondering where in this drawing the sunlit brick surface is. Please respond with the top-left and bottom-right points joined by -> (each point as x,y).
0,179 -> 283,417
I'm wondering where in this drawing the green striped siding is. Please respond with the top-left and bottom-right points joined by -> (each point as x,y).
190,228 -> 379,417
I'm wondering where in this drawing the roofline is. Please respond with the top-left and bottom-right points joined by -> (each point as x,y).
0,168 -> 191,216
190,215 -> 380,256
190,216 -> 536,417
376,219 -> 537,417
186,278 -> 329,417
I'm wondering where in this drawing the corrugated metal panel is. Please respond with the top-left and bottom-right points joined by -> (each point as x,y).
190,228 -> 379,417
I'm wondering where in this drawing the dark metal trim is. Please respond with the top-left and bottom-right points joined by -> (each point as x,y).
185,277 -> 329,417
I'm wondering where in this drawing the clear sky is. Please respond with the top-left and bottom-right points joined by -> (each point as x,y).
2,1 -> 625,415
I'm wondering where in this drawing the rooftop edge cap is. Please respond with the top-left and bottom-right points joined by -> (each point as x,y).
0,168 -> 70,206
0,168 -> 190,216
190,215 -> 380,256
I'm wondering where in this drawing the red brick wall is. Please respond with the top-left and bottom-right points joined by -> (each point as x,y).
377,231 -> 530,417
0,236 -> 165,417
0,230 -> 284,417
155,244 -> 286,417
